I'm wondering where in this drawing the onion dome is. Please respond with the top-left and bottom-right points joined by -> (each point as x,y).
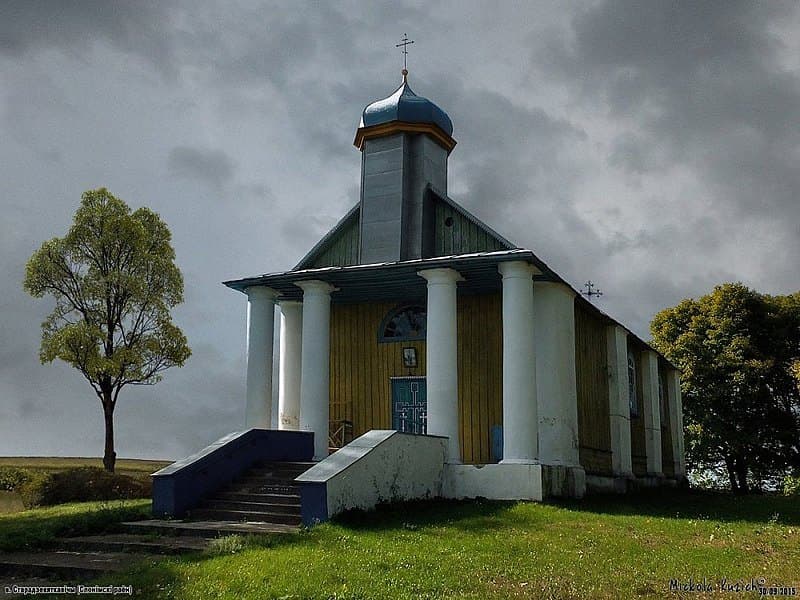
359,71 -> 453,135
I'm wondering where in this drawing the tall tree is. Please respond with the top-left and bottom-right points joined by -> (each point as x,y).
24,188 -> 191,472
650,283 -> 800,493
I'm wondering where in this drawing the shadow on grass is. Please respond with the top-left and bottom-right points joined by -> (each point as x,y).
333,497 -> 523,533
0,501 -> 151,552
550,487 -> 800,526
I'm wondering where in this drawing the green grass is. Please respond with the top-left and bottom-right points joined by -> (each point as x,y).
0,499 -> 151,551
0,456 -> 169,514
0,491 -> 24,514
0,456 -> 170,477
83,489 -> 797,600
2,489 -> 796,598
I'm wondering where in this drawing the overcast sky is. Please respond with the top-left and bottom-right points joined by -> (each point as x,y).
1,1 -> 798,460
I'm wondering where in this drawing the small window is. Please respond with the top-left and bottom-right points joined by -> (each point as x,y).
379,305 -> 427,342
658,376 -> 667,424
628,353 -> 639,417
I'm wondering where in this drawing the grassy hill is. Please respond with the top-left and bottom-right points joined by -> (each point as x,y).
1,459 -> 796,598
98,490 -> 797,599
0,456 -> 170,476
0,457 -> 170,515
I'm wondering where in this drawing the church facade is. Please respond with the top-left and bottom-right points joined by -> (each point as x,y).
224,71 -> 687,500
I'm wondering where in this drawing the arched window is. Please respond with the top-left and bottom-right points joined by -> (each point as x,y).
378,305 -> 427,342
628,353 -> 639,417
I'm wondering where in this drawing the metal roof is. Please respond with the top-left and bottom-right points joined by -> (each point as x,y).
359,76 -> 453,136
224,249 -> 553,303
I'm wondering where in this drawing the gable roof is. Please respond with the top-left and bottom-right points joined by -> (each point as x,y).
294,203 -> 360,270
293,186 -> 517,271
427,186 -> 516,255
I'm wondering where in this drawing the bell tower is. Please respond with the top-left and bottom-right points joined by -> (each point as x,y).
354,70 -> 456,264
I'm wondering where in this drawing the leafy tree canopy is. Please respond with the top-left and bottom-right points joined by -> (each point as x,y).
24,188 -> 191,471
650,282 -> 800,493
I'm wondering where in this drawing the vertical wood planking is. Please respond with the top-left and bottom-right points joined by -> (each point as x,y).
659,362 -> 675,477
329,294 -> 501,464
629,341 -> 647,475
574,304 -> 613,475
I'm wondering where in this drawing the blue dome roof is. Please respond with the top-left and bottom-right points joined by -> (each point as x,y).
359,75 -> 453,136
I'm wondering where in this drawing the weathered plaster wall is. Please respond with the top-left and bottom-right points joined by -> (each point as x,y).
442,463 -> 542,501
296,430 -> 447,521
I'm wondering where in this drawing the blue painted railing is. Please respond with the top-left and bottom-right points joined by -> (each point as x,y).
151,428 -> 314,518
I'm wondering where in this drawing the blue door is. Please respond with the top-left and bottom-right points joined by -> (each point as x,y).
391,378 -> 427,435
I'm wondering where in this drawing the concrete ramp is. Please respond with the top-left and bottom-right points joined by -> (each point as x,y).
295,430 -> 447,525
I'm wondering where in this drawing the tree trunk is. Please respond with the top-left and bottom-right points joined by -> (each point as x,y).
724,455 -> 739,494
102,400 -> 116,473
735,454 -> 749,494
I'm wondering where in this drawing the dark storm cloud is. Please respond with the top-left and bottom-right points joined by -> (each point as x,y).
525,0 -> 800,332
168,146 -> 237,188
0,1 -> 175,69
1,1 -> 797,460
541,1 -> 800,216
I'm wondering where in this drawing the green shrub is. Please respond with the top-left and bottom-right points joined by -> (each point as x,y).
18,467 -> 151,508
783,475 -> 800,496
0,467 -> 33,491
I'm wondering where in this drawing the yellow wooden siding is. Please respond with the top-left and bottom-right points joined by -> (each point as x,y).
629,342 -> 647,475
457,293 -> 503,465
328,293 -> 502,464
329,301 -> 427,438
574,304 -> 613,475
659,362 -> 675,477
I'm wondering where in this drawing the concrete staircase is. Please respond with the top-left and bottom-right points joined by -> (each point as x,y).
0,461 -> 315,589
186,461 -> 313,526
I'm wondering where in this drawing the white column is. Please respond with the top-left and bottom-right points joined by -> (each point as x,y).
498,261 -> 538,464
607,325 -> 633,477
245,286 -> 278,429
297,281 -> 335,460
534,282 -> 580,466
418,268 -> 462,464
667,369 -> 686,477
278,301 -> 303,430
641,350 -> 663,476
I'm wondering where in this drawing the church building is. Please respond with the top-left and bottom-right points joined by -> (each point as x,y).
221,69 -> 687,512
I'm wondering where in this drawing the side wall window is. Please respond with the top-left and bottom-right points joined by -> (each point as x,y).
658,375 -> 667,423
628,353 -> 639,417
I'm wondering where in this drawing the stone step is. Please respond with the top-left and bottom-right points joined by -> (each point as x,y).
227,482 -> 300,495
200,499 -> 300,514
253,461 -> 316,470
188,508 -> 302,525
58,534 -> 211,555
122,519 -> 298,538
214,491 -> 301,504
0,550 -> 153,581
236,475 -> 300,485
246,466 -> 312,478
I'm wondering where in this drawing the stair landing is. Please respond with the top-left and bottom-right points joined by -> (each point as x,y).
123,519 -> 298,537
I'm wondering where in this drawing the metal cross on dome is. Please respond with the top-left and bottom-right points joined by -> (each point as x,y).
581,280 -> 604,300
396,33 -> 414,71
